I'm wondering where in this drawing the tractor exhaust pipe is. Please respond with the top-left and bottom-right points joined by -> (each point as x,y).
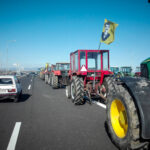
93,72 -> 96,90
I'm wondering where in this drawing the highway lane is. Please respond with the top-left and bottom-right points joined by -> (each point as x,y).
0,75 -> 118,150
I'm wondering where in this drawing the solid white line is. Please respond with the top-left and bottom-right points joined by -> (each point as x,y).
28,85 -> 31,90
7,122 -> 22,150
93,101 -> 106,109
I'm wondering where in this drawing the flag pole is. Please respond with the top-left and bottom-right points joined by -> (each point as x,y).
98,42 -> 101,50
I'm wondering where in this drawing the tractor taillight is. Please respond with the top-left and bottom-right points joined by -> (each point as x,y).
8,89 -> 16,92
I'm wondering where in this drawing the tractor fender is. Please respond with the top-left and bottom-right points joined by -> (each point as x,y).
53,70 -> 61,76
119,77 -> 150,139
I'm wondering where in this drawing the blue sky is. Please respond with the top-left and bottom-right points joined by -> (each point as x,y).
0,0 -> 150,70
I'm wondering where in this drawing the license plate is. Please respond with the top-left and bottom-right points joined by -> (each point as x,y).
0,89 -> 7,93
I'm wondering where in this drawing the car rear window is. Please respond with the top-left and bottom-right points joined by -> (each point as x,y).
0,78 -> 13,85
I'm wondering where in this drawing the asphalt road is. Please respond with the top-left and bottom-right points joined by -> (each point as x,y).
0,75 -> 118,150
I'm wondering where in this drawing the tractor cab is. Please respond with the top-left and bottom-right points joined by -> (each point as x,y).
55,63 -> 70,76
110,67 -> 119,75
56,63 -> 70,71
119,66 -> 133,77
70,50 -> 112,84
141,57 -> 150,80
51,64 -> 56,71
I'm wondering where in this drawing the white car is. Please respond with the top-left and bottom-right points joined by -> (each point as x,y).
0,75 -> 22,102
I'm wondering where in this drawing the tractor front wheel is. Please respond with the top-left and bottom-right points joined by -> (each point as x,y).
106,84 -> 148,150
71,76 -> 84,105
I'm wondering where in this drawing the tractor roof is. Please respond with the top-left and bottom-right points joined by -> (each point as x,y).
70,49 -> 109,55
56,62 -> 70,64
121,66 -> 132,68
141,57 -> 150,65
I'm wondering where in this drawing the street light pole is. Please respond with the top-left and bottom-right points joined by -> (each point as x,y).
6,40 -> 16,74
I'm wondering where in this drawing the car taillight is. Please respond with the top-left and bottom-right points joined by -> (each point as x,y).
8,89 -> 16,92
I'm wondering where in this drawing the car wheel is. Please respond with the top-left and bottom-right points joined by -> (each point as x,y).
14,96 -> 19,103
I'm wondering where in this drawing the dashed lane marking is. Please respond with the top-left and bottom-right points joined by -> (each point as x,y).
93,101 -> 106,109
28,85 -> 31,90
7,122 -> 22,150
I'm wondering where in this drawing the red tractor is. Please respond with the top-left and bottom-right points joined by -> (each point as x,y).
50,63 -> 70,88
65,49 -> 113,105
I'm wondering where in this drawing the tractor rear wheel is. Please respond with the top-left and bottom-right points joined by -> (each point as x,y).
52,74 -> 59,89
45,75 -> 48,84
71,76 -> 84,105
106,84 -> 148,150
49,74 -> 53,86
101,76 -> 115,103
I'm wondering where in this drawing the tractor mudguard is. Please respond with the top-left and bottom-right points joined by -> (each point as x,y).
119,77 -> 150,139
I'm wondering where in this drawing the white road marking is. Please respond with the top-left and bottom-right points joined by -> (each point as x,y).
31,79 -> 32,82
28,85 -> 31,90
93,101 -> 106,109
7,122 -> 22,150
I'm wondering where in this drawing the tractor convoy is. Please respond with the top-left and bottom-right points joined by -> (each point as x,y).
39,51 -> 150,150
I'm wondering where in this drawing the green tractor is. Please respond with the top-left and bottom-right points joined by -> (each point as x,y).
110,67 -> 119,75
117,66 -> 134,77
141,57 -> 150,80
106,58 -> 150,150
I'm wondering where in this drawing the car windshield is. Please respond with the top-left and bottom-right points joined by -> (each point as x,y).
0,78 -> 13,85
56,64 -> 70,70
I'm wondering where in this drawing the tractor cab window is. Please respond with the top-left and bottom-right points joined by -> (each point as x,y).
48,68 -> 51,71
71,55 -> 73,71
121,67 -> 132,73
80,51 -> 86,68
75,52 -> 78,71
103,52 -> 108,70
56,64 -> 70,70
53,66 -> 56,70
87,52 -> 101,70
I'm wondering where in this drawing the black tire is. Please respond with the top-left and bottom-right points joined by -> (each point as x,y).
19,90 -> 22,98
14,95 -> 19,103
71,76 -> 84,105
101,76 -> 116,103
41,74 -> 45,80
49,74 -> 52,86
106,84 -> 148,150
52,74 -> 59,89
45,74 -> 48,84
66,85 -> 71,99
48,76 -> 51,85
